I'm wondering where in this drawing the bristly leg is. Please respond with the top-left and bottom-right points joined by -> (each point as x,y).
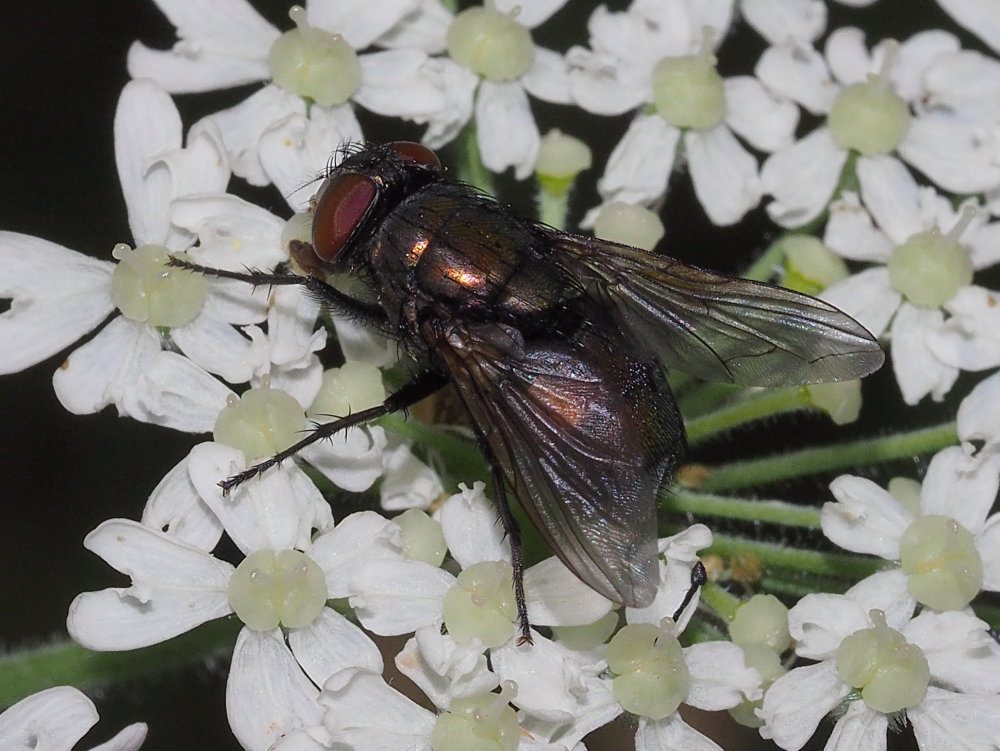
166,255 -> 388,324
488,457 -> 533,645
220,371 -> 449,494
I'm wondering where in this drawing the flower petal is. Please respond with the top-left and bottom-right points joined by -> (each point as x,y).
227,628 -> 324,751
910,687 -> 1000,751
394,625 -> 498,708
824,191 -> 893,263
823,699 -> 887,751
349,558 -> 453,635
756,41 -> 837,115
67,520 -> 233,649
288,608 -> 383,688
595,114 -> 679,209
0,233 -> 114,374
524,556 -> 613,627
636,714 -> 725,751
757,661 -> 850,751
307,0 -> 418,49
741,0 -> 826,45
437,482 -> 510,568
904,610 -> 1000,693
823,475 -> 911,558
0,686 -> 97,750
820,267 -> 899,338
475,81 -> 540,179
685,126 -> 762,226
141,454 -> 223,551
891,303 -> 959,405
761,127 -> 846,227
920,445 -> 999,532
899,117 -> 1000,195
724,75 -> 798,153
308,511 -> 403,598
320,668 -> 435,747
936,0 -> 1000,54
685,641 -> 763,710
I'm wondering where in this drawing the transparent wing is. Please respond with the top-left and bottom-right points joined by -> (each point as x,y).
435,319 -> 683,607
546,232 -> 884,387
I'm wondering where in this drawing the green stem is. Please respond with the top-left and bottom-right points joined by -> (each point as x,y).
699,581 -> 742,623
702,532 -> 885,582
537,186 -> 570,231
0,618 -> 240,707
697,421 -> 958,492
684,387 -> 814,445
664,490 -> 822,529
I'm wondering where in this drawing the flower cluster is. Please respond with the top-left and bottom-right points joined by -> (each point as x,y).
4,1 -> 1000,750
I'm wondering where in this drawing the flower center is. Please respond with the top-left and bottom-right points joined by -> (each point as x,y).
827,40 -> 911,156
835,609 -> 929,713
899,514 -> 984,610
650,28 -> 726,131
213,380 -> 306,462
441,560 -> 517,647
593,202 -> 665,251
607,623 -> 691,719
110,244 -> 207,328
228,549 -> 328,631
307,362 -> 386,420
887,207 -> 974,307
268,6 -> 361,106
446,5 -> 535,82
430,682 -> 520,751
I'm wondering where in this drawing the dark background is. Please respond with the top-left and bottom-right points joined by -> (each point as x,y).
0,1 -> 978,749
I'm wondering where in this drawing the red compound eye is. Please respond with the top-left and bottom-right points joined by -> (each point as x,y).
387,141 -> 442,169
311,172 -> 377,262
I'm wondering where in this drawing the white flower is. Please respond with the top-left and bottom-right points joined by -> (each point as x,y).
758,574 -> 1000,750
387,0 -> 572,178
936,0 -> 1000,55
758,26 -> 998,227
0,80 -> 291,432
956,369 -> 1000,459
568,0 -> 797,225
128,0 -> 474,202
66,443 -> 410,751
0,686 -> 147,751
819,155 -> 1000,403
822,444 -> 1000,612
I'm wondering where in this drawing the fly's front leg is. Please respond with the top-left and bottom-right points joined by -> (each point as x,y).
166,256 -> 387,325
221,370 -> 450,494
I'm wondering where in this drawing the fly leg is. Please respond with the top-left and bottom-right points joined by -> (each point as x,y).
221,371 -> 449,493
487,458 -> 533,645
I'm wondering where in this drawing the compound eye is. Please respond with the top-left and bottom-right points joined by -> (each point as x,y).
311,173 -> 377,261
387,141 -> 442,170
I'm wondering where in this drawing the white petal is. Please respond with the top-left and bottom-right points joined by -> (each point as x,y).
920,445 -> 999,531
685,641 -> 762,709
394,625 -> 498,708
288,608 -> 383,688
127,40 -> 271,92
822,475 -> 910,558
188,442 -> 332,553
904,610 -> 1000,693
521,46 -> 572,104
741,0 -> 826,45
596,114 -> 679,207
266,286 -> 323,370
51,316 -> 159,415
895,31 -> 962,104
761,127 -> 846,227
475,82 -> 540,179
493,0 -> 567,29
299,425 -> 388,492
755,41 -> 838,115
172,317 -> 267,383
0,686 -> 97,750
566,45 -> 649,116
320,668 -> 435,747
824,191 -> 893,263
936,0 -> 1000,54
172,193 -> 287,272
375,0 -> 450,53
307,0 -> 418,49
820,267 -> 899,338
308,511 -> 403,598
957,370 -> 1000,444
910,687 -> 1000,751
685,126 -> 762,226
227,628 -> 324,751
126,350 -> 235,431
196,86 -> 307,186
349,558 -> 453,635
898,117 -> 1000,194
258,105 -> 364,211
141,454 -> 223,551
823,699 -> 888,751
845,570 -> 916,628
854,154 -> 927,243
524,557 -> 614,627
825,26 -> 875,86
0,232 -> 114,374
976,513 -> 1000,590
757,661 -> 850,750
789,592 -> 867,658
437,482 -> 510,568
379,443 -> 443,512
635,715 -> 724,751
891,303 -> 959,404
491,633 -> 619,740
114,80 -> 181,246
723,75 -> 798,153
67,520 -> 233,649
417,58 -> 479,149
89,721 -> 149,751
355,49 -> 444,118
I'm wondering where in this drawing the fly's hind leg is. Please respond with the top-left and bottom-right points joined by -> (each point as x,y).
486,457 -> 533,645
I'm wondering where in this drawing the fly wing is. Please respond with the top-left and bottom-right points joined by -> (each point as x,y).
545,231 -> 884,387
433,318 -> 684,607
